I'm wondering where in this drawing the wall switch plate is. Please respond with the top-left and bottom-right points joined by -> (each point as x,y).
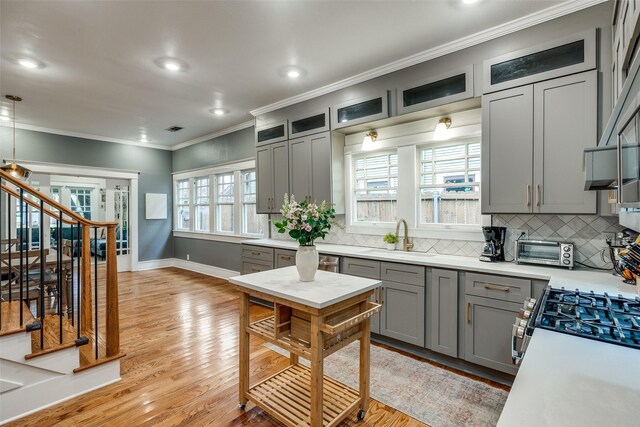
602,232 -> 616,245
187,254 -> 190,261
514,229 -> 528,240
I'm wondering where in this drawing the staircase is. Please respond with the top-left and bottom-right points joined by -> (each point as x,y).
0,170 -> 123,424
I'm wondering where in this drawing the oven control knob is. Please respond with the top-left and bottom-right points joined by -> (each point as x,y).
563,259 -> 570,265
512,323 -> 526,339
523,298 -> 536,310
563,246 -> 571,252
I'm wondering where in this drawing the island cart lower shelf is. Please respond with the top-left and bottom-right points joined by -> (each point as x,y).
247,364 -> 361,427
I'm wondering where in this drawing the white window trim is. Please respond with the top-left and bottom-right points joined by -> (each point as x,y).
345,133 -> 489,242
172,160 -> 267,239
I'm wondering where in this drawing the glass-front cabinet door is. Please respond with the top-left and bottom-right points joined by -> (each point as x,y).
331,91 -> 389,130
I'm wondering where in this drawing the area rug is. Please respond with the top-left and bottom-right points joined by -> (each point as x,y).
264,342 -> 508,427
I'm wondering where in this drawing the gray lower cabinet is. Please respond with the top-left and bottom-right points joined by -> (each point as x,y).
463,295 -> 521,375
428,269 -> 458,357
241,245 -> 274,274
275,249 -> 296,268
380,280 -> 425,346
342,257 -> 381,334
256,141 -> 289,214
482,71 -> 597,214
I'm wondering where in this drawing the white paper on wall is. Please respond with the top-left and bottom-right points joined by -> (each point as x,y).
145,193 -> 167,219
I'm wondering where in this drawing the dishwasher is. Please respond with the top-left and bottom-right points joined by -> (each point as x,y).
318,255 -> 340,273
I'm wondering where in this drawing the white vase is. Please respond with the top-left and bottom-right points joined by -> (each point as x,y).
296,245 -> 319,282
386,243 -> 396,251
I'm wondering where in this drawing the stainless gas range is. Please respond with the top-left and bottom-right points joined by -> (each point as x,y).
512,287 -> 640,365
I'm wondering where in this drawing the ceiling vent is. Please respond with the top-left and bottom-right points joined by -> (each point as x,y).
165,126 -> 183,132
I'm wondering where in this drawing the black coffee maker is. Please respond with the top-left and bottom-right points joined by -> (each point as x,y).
479,226 -> 506,262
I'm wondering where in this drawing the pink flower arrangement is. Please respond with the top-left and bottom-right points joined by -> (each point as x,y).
273,194 -> 336,246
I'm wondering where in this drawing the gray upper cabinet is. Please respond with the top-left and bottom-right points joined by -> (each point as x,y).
483,29 -> 596,94
482,85 -> 534,213
288,131 -> 345,213
331,91 -> 389,130
256,141 -> 289,214
428,269 -> 458,357
255,120 -> 288,147
533,71 -> 597,213
397,65 -> 474,115
482,71 -> 597,214
288,108 -> 330,139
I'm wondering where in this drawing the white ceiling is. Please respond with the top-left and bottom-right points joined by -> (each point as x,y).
0,0 -> 593,149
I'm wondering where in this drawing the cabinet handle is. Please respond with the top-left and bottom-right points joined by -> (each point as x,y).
251,251 -> 261,256
526,184 -> 531,207
281,255 -> 292,261
484,284 -> 510,292
536,185 -> 541,207
467,302 -> 471,323
251,267 -> 259,271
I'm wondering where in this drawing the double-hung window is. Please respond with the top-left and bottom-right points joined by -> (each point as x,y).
241,170 -> 262,235
215,173 -> 235,233
193,177 -> 210,232
176,179 -> 190,231
419,141 -> 481,226
353,151 -> 398,223
172,160 -> 265,238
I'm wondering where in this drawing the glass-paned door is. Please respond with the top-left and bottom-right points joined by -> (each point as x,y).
105,179 -> 131,271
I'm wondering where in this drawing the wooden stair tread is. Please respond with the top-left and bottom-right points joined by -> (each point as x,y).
0,301 -> 37,336
29,314 -> 79,356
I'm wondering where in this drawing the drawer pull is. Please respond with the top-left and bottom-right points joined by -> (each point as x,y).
467,302 -> 471,323
251,252 -> 261,256
484,284 -> 510,292
280,255 -> 292,261
251,267 -> 260,271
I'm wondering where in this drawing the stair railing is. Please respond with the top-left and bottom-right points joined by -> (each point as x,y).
0,169 -> 121,364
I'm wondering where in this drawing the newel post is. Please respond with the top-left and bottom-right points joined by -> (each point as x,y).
105,224 -> 120,356
81,224 -> 93,333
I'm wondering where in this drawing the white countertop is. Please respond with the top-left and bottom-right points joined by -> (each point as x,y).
497,328 -> 640,427
229,266 -> 380,309
245,238 -> 637,296
244,239 -> 640,426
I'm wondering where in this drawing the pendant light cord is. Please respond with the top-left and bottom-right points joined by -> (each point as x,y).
12,97 -> 16,162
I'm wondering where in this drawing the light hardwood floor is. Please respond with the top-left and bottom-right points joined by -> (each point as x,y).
6,267 -> 500,427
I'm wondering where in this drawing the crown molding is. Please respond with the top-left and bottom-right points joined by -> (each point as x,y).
250,0 -> 607,117
171,120 -> 255,151
1,122 -> 173,151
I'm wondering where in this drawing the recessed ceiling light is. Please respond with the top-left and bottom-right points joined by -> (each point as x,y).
462,0 -> 480,4
154,57 -> 189,72
280,66 -> 306,79
16,57 -> 44,69
212,108 -> 226,116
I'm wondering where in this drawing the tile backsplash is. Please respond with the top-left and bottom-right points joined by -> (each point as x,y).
271,214 -> 624,268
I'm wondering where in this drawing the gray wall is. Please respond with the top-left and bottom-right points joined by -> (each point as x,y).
3,128 -> 174,261
172,125 -> 255,270
172,125 -> 255,172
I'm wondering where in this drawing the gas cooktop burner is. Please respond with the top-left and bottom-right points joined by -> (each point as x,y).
535,288 -> 640,350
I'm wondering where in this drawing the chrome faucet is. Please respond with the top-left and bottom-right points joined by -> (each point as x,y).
395,219 -> 413,252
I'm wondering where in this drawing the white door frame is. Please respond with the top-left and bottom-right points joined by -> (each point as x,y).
18,161 -> 139,272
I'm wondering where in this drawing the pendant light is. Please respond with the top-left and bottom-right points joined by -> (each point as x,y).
1,95 -> 31,179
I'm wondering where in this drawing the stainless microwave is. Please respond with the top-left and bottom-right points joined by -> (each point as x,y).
515,240 -> 574,269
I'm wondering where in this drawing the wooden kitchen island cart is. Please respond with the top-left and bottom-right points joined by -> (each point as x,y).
230,266 -> 381,427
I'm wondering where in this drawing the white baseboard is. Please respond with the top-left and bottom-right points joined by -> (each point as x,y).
172,258 -> 239,279
136,259 -> 175,271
